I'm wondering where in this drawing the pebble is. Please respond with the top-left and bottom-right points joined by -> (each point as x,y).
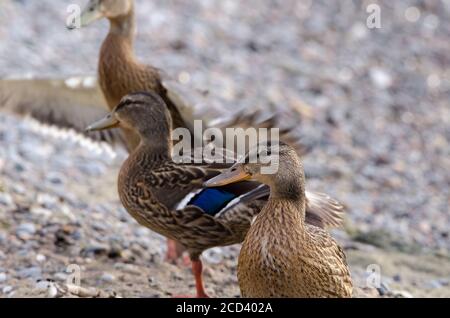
370,67 -> 393,89
113,263 -> 141,275
0,192 -> 14,207
390,290 -> 414,298
53,272 -> 68,282
16,223 -> 37,240
17,223 -> 36,235
2,286 -> 13,294
203,248 -> 224,265
36,254 -> 46,263
0,272 -> 6,283
100,272 -> 115,283
35,281 -> 58,298
17,266 -> 42,279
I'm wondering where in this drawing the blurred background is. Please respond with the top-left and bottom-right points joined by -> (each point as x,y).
0,0 -> 449,297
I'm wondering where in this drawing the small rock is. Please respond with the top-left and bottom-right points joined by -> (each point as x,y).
36,280 -> 58,298
0,192 -> 14,207
393,274 -> 402,282
100,272 -> 115,283
36,280 -> 52,290
377,282 -> 391,296
203,248 -> 223,265
2,286 -> 13,294
17,266 -> 42,279
47,285 -> 58,298
36,193 -> 59,209
426,280 -> 444,289
148,277 -> 158,288
36,254 -> 46,263
370,67 -> 393,89
53,272 -> 68,282
80,243 -> 110,257
17,223 -> 36,235
114,263 -> 141,275
0,272 -> 6,283
30,207 -> 52,219
390,290 -> 414,298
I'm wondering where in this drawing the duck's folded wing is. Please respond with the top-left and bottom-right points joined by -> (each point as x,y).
0,79 -> 126,146
301,227 -> 353,297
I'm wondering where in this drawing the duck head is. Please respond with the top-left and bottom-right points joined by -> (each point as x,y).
68,0 -> 134,29
86,92 -> 172,145
206,142 -> 306,201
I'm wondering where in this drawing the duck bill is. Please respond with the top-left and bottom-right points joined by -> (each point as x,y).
204,165 -> 251,187
85,113 -> 119,132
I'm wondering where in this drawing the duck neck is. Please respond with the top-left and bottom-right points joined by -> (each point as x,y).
101,7 -> 137,64
108,5 -> 136,45
120,140 -> 171,186
138,140 -> 172,160
257,177 -> 307,230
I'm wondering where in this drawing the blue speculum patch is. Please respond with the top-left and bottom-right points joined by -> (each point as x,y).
188,188 -> 237,216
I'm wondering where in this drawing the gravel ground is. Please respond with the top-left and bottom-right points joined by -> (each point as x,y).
0,0 -> 449,297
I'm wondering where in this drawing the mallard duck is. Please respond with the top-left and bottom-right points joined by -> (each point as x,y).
205,143 -> 353,298
85,92 -> 346,298
67,0 -> 188,151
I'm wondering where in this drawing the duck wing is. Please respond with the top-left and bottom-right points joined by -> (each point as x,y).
305,191 -> 345,229
0,78 -> 126,146
300,225 -> 353,297
159,72 -> 309,156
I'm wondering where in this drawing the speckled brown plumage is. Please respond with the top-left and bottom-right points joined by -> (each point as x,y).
230,144 -> 353,298
86,92 -> 348,297
95,2 -> 186,151
238,200 -> 353,298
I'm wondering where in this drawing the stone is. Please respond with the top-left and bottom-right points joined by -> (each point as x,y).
17,266 -> 42,279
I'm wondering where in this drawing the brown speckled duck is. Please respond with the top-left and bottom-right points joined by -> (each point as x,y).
206,143 -> 353,298
72,0 -> 189,151
86,92 -> 346,298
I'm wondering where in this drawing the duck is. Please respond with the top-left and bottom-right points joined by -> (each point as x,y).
67,0 -> 191,151
85,92 -> 346,298
205,143 -> 353,298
